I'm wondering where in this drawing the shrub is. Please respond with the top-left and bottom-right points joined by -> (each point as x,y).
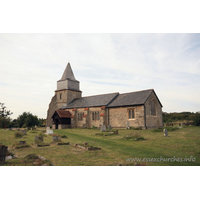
14,132 -> 24,138
152,128 -> 163,132
24,154 -> 38,160
130,127 -> 142,130
92,125 -> 97,129
12,143 -> 30,149
123,133 -> 144,141
61,135 -> 68,138
166,127 -> 179,131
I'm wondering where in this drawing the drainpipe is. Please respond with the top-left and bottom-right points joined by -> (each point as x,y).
144,105 -> 147,129
107,108 -> 109,126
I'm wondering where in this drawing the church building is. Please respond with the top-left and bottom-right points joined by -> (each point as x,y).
46,63 -> 163,129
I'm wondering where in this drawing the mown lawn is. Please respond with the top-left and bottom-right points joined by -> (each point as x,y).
0,126 -> 200,166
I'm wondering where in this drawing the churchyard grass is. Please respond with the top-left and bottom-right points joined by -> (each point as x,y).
0,126 -> 200,166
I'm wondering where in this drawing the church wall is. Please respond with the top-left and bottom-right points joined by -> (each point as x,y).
46,95 -> 57,127
145,91 -> 163,129
108,106 -> 145,128
57,79 -> 79,91
56,89 -> 82,109
65,107 -> 106,128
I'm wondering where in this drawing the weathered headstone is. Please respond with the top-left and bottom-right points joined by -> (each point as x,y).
53,136 -> 61,141
163,129 -> 168,137
19,141 -> 26,145
100,125 -> 106,132
0,145 -> 8,165
21,130 -> 27,135
114,130 -> 119,135
108,125 -> 112,131
46,127 -> 50,130
126,122 -> 130,129
35,136 -> 43,142
46,130 -> 53,135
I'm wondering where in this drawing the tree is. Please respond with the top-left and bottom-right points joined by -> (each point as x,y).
0,102 -> 13,128
0,102 -> 13,117
17,112 -> 39,128
193,113 -> 200,126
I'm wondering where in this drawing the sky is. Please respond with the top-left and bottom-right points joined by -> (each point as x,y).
0,33 -> 200,119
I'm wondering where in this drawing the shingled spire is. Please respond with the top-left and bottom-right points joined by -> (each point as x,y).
60,63 -> 77,81
57,63 -> 80,92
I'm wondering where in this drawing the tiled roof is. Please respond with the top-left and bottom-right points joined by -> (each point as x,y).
107,89 -> 154,107
53,110 -> 72,118
60,89 -> 162,109
61,92 -> 119,109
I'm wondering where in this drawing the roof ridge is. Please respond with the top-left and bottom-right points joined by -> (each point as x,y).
119,89 -> 153,95
82,92 -> 119,98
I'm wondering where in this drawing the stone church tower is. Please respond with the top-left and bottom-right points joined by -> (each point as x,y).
46,63 -> 82,127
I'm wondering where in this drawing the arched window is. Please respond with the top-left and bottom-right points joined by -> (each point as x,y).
151,100 -> 156,116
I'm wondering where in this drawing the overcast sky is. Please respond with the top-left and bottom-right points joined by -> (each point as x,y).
0,33 -> 200,119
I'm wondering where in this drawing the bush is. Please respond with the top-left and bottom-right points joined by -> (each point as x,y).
61,135 -> 68,138
12,142 -> 30,149
130,127 -> 142,130
24,154 -> 38,160
193,113 -> 200,126
123,133 -> 145,141
152,128 -> 163,132
92,125 -> 97,129
167,127 -> 179,131
14,132 -> 24,138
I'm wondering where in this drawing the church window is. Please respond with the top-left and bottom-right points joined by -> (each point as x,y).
92,112 -> 100,120
128,109 -> 135,119
60,94 -> 62,99
78,113 -> 84,121
151,100 -> 156,116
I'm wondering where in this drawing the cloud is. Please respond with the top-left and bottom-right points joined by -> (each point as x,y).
0,33 -> 200,119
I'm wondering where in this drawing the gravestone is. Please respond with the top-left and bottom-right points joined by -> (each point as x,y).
100,125 -> 106,132
53,136 -> 61,142
46,127 -> 50,130
0,145 -> 8,165
114,130 -> 119,135
19,141 -> 26,145
35,136 -> 43,142
108,125 -> 112,131
21,130 -> 27,135
126,122 -> 130,129
46,130 -> 53,135
163,129 -> 168,137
